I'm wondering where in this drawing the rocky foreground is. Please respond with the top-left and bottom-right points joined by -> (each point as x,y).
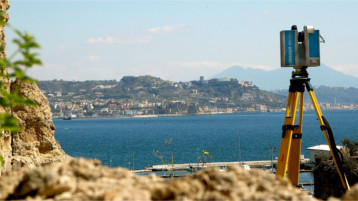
0,158 -> 316,200
2,158 -> 358,200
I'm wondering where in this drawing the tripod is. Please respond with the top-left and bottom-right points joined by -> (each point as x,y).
275,68 -> 350,190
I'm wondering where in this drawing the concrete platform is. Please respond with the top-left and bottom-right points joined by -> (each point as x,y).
146,159 -> 310,171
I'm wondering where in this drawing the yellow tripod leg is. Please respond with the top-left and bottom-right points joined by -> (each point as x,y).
276,91 -> 299,178
287,92 -> 304,185
308,90 -> 350,190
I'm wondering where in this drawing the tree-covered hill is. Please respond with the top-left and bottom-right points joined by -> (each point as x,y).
38,75 -> 286,112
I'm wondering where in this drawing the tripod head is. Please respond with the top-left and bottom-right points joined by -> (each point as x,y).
291,67 -> 309,79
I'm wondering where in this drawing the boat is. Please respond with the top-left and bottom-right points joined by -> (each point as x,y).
63,116 -> 71,120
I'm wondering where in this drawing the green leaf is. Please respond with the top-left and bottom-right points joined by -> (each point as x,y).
0,12 -> 41,159
0,152 -> 4,171
0,58 -> 10,70
0,11 -> 6,26
0,86 -> 37,108
0,113 -> 21,134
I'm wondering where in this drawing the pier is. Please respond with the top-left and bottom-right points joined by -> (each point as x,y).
132,159 -> 311,172
132,159 -> 314,187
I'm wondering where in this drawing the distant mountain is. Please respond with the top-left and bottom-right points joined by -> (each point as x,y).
213,64 -> 358,90
273,86 -> 358,104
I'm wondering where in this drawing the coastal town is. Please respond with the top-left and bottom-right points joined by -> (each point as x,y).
38,76 -> 358,119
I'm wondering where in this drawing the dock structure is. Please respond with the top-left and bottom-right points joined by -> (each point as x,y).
132,159 -> 314,187
143,159 -> 310,172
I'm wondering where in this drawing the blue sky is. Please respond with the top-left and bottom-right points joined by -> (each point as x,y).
6,0 -> 358,81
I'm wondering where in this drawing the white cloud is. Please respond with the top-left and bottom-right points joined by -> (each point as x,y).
86,24 -> 189,46
147,24 -> 190,34
58,45 -> 65,51
262,9 -> 270,15
86,34 -> 153,45
88,55 -> 102,62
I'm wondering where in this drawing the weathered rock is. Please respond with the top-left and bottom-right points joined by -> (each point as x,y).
0,0 -> 11,176
0,0 -> 67,173
0,0 -> 10,59
9,80 -> 69,169
0,158 -> 316,200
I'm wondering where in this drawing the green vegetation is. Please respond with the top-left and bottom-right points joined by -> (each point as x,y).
0,11 -> 40,171
153,138 -> 172,164
0,144 -> 3,171
341,138 -> 358,156
314,138 -> 358,199
198,150 -> 214,166
39,76 -> 286,107
39,76 -> 287,118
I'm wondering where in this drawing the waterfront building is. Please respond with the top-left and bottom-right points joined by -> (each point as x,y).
307,144 -> 343,162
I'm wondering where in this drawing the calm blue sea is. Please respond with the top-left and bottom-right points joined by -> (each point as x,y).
53,110 -> 358,170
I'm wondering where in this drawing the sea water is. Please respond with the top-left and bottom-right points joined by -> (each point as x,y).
54,110 -> 358,170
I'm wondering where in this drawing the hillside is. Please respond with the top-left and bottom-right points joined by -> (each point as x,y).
213,65 -> 358,90
38,76 -> 287,117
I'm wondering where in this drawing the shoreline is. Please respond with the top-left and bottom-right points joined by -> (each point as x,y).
54,112 -> 236,121
53,108 -> 358,121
